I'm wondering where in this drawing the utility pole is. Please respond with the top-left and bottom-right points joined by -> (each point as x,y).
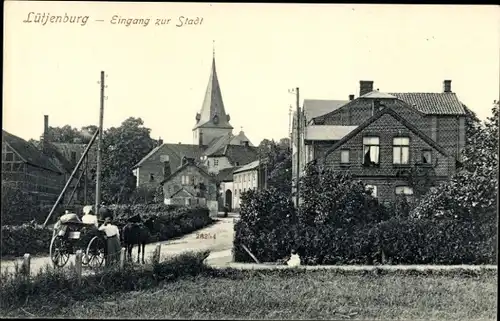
95,71 -> 105,214
295,87 -> 300,210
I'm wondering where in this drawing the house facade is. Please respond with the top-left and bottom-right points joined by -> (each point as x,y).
232,160 -> 262,210
292,80 -> 466,204
160,157 -> 218,214
2,130 -> 66,205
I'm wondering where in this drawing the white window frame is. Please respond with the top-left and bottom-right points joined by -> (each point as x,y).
393,137 -> 410,165
395,186 -> 414,195
366,185 -> 377,197
340,150 -> 350,164
214,159 -> 219,167
422,150 -> 432,164
363,137 -> 380,165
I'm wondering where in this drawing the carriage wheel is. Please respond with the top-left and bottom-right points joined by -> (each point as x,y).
86,236 -> 105,269
50,235 -> 70,268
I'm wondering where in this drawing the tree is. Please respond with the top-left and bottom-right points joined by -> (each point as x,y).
98,117 -> 156,204
46,125 -> 80,143
257,138 -> 292,195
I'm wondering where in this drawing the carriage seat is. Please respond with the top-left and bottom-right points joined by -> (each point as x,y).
59,213 -> 83,225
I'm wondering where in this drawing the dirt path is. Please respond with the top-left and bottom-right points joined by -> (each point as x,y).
1,215 -> 236,277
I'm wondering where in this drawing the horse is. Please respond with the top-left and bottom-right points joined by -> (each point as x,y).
121,215 -> 156,264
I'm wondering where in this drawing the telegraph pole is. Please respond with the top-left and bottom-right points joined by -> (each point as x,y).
95,71 -> 105,214
295,88 -> 300,210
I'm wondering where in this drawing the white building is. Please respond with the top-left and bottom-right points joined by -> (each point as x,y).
232,160 -> 261,209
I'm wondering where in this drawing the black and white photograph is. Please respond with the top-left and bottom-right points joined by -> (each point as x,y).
1,1 -> 498,319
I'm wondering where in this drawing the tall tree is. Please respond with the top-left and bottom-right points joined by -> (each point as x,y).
258,138 -> 292,195
99,117 -> 156,204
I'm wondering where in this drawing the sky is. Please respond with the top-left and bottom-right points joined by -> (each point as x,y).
3,2 -> 499,146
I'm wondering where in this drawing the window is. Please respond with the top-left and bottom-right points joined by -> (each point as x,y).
363,137 -> 380,165
149,173 -> 155,182
422,150 -> 432,164
181,175 -> 190,185
340,150 -> 350,164
366,185 -> 377,197
308,146 -> 314,162
5,152 -> 13,162
214,159 -> 219,167
395,186 -> 414,195
393,137 -> 410,165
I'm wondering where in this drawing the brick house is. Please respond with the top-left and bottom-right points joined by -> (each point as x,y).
133,53 -> 259,210
292,80 -> 467,203
2,130 -> 66,204
159,157 -> 218,215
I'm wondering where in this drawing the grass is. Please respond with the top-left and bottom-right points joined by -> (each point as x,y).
2,265 -> 497,320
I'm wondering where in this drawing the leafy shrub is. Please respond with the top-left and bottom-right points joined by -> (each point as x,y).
233,188 -> 296,263
0,224 -> 53,258
0,250 -> 211,310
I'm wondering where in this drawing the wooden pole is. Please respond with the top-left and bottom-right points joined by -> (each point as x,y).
22,253 -> 31,277
295,87 -> 301,211
43,130 -> 100,227
95,71 -> 105,214
120,247 -> 126,269
154,244 -> 161,263
75,250 -> 83,284
241,244 -> 260,264
84,154 -> 88,204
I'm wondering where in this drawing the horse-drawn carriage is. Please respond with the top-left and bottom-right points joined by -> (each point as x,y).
49,209 -> 107,269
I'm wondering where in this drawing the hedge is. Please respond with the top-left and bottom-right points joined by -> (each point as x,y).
1,204 -> 213,258
233,188 -> 297,263
233,189 -> 497,265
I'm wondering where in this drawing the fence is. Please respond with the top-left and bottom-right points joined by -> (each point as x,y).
17,244 -> 163,282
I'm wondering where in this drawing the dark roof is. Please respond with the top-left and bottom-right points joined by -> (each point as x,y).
233,160 -> 260,174
203,133 -> 232,156
41,142 -> 75,173
323,107 -> 449,159
388,92 -> 466,115
303,99 -> 349,121
133,143 -> 204,169
160,160 -> 212,185
216,167 -> 236,182
2,130 -> 63,174
220,145 -> 258,166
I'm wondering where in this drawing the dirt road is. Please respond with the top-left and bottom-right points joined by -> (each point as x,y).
1,215 -> 237,277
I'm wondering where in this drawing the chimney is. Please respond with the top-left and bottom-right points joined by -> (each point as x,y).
443,80 -> 452,93
359,81 -> 374,96
43,115 -> 49,140
243,141 -> 249,147
349,94 -> 355,101
158,137 -> 163,146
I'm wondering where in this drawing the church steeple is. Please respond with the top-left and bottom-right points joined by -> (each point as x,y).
193,48 -> 233,131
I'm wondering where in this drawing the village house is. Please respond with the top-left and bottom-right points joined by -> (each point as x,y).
292,79 -> 466,203
232,160 -> 264,210
133,52 -> 259,212
159,157 -> 218,210
2,130 -> 66,205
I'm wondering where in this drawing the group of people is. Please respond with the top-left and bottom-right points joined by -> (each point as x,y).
58,202 -> 121,267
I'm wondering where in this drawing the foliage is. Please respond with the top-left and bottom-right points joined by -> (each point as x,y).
257,138 -> 292,195
44,125 -> 99,144
0,224 -> 53,257
98,117 -> 156,204
0,184 -> 75,226
0,250 -> 211,310
233,188 -> 296,263
299,162 -> 388,227
413,103 -> 498,220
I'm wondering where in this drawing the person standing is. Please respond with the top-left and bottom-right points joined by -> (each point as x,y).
98,201 -> 113,222
98,217 -> 121,267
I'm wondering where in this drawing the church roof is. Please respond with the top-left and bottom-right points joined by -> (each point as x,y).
193,57 -> 233,130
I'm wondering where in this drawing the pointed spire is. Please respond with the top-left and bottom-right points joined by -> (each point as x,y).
193,48 -> 233,130
213,40 -> 215,59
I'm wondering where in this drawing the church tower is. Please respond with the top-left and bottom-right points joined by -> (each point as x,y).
193,48 -> 233,146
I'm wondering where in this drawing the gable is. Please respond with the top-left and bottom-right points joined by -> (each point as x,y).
171,187 -> 196,198
160,162 -> 213,185
324,107 -> 448,159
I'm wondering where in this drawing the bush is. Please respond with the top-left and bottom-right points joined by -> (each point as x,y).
0,224 -> 53,258
233,188 -> 296,263
1,205 -> 213,258
0,250 -> 211,310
